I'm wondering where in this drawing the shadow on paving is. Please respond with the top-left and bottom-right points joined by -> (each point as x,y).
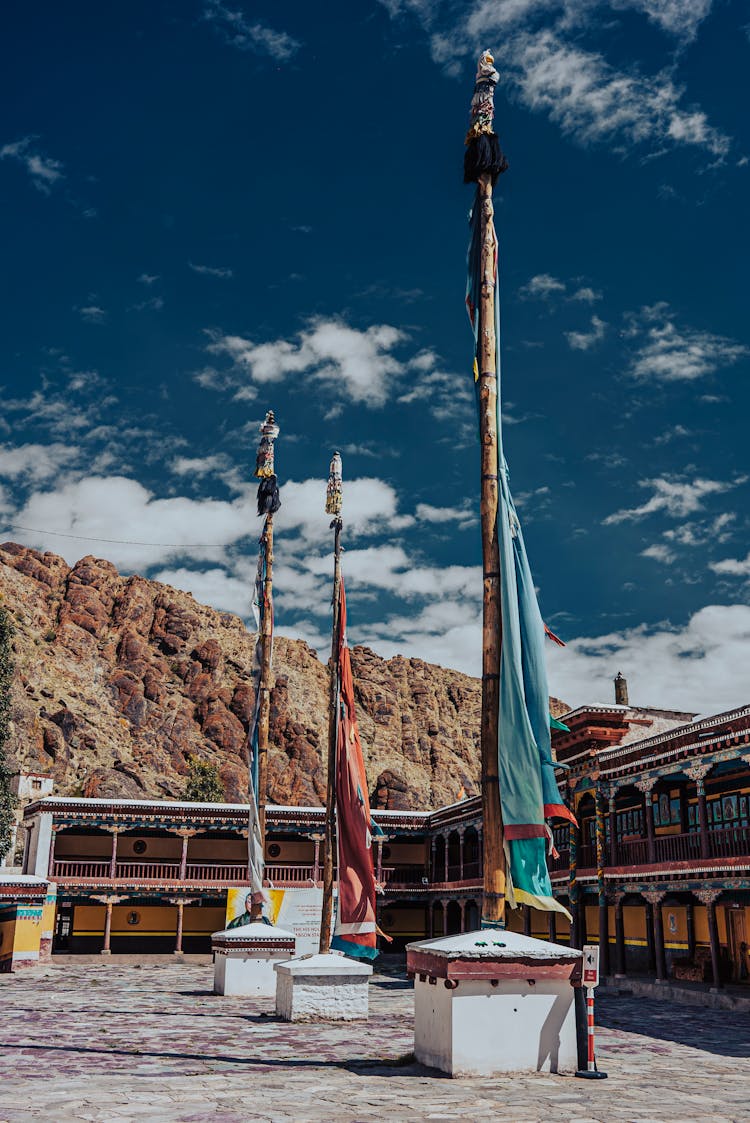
597,993 -> 750,1058
0,1041 -> 443,1078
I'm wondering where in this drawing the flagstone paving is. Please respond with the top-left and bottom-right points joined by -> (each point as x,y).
2,962 -> 750,1122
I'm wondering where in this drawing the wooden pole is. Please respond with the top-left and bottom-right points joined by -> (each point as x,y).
319,514 -> 343,953
256,514 -> 274,844
477,169 -> 506,929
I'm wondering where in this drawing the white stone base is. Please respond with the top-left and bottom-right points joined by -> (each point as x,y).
211,922 -> 296,998
413,973 -> 578,1076
408,929 -> 582,1077
274,952 -> 372,1022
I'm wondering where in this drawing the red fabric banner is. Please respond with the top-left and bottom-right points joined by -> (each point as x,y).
330,580 -> 379,960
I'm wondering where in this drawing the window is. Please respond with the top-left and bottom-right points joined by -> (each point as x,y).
133,839 -> 147,855
32,779 -> 42,791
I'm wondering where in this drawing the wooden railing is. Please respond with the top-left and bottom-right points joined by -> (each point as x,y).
52,859 -> 110,879
52,859 -> 249,883
381,865 -> 430,886
264,864 -> 317,885
613,837 -> 649,866
708,824 -> 750,858
653,832 -> 702,863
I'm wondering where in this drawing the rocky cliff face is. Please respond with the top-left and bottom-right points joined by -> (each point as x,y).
0,543 -> 568,811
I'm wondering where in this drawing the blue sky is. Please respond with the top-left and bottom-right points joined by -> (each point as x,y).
1,0 -> 749,712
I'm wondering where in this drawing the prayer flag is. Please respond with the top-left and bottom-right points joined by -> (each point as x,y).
330,579 -> 382,959
467,195 -> 573,919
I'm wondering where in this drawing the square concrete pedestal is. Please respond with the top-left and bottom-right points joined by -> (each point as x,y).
407,929 -> 583,1077
274,952 -> 372,1021
211,922 -> 296,997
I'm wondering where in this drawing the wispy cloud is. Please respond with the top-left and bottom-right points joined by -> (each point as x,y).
604,476 -> 745,525
78,305 -> 108,324
138,273 -> 160,286
519,273 -> 565,300
565,314 -> 606,351
1,136 -> 64,193
381,2 -> 729,158
626,304 -> 747,382
204,1 -> 301,61
189,261 -> 234,279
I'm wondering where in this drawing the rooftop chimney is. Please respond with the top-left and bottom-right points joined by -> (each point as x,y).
614,671 -> 629,706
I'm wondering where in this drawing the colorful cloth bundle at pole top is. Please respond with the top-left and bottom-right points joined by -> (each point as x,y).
465,52 -> 574,918
325,452 -> 343,517
255,409 -> 281,516
330,579 -> 383,960
463,50 -> 509,185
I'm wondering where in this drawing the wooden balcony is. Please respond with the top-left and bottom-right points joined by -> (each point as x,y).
549,824 -> 750,876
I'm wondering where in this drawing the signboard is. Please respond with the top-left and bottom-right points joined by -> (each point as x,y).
225,887 -> 334,955
582,943 -> 600,988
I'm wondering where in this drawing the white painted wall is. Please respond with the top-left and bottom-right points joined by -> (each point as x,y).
414,976 -> 578,1076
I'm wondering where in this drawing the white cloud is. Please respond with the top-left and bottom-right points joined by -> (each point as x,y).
1,136 -> 64,193
138,273 -> 160,285
0,443 -> 80,483
565,314 -> 606,351
641,543 -> 676,564
171,455 -> 230,478
206,318 -> 408,408
519,273 -> 566,299
204,1 -> 300,60
381,3 -> 729,157
627,304 -> 747,382
415,502 -> 476,528
604,476 -> 745,525
189,262 -> 233,278
78,305 -> 107,324
710,553 -> 750,578
546,604 -> 750,713
152,565 -> 252,617
570,286 -> 601,303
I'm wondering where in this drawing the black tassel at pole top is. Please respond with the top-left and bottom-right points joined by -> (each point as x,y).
464,49 -> 509,184
255,410 -> 281,516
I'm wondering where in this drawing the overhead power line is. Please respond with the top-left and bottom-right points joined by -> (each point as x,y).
1,524 -> 227,548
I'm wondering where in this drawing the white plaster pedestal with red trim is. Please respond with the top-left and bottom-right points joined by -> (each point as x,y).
407,930 -> 583,1077
211,922 -> 296,997
274,952 -> 372,1021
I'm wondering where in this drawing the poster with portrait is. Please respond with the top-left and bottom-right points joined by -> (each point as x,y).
225,886 -> 333,954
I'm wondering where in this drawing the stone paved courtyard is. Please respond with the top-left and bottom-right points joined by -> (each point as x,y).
2,961 -> 750,1123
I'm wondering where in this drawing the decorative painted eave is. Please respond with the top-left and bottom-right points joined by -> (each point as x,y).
0,874 -> 49,901
598,704 -> 750,769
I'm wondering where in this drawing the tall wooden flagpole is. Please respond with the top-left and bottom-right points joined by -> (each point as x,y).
465,52 -> 508,929
319,452 -> 343,953
254,410 -> 281,844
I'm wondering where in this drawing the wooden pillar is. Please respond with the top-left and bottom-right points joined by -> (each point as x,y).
174,900 -> 185,955
642,782 -> 656,864
568,808 -> 580,948
458,830 -> 465,881
459,899 -> 466,934
614,896 -> 626,977
608,789 -> 618,866
313,836 -> 321,884
444,835 -> 449,883
595,786 -> 609,977
476,168 -> 506,930
109,829 -> 119,880
644,899 -> 656,975
47,827 -> 57,878
523,905 -> 532,937
696,776 -> 711,860
646,893 -> 667,982
578,894 -> 588,947
428,901 -> 434,938
686,900 -> 696,962
430,837 -> 436,881
547,911 -> 557,943
179,833 -> 189,881
101,899 -> 114,955
376,839 -> 384,883
702,893 -> 723,990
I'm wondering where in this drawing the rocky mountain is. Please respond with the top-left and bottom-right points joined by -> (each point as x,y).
0,543 -> 568,811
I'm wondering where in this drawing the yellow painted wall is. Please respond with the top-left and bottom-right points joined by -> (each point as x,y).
623,905 -> 647,944
73,904 -> 225,936
13,906 -> 43,956
0,913 -> 16,967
